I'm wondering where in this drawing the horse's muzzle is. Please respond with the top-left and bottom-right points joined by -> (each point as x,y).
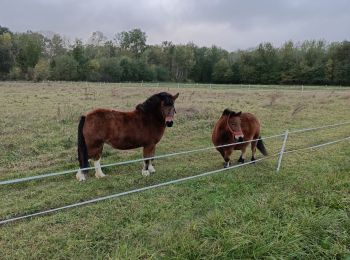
233,132 -> 244,142
165,115 -> 174,127
237,136 -> 244,142
166,121 -> 174,127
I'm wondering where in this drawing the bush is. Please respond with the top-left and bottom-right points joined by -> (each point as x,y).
49,55 -> 78,81
34,59 -> 49,81
98,57 -> 122,82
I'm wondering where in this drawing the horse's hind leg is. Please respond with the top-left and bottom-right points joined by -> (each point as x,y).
251,140 -> 258,162
90,144 -> 106,179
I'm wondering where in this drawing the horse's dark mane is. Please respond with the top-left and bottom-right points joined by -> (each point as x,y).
222,108 -> 241,116
222,108 -> 235,116
136,92 -> 174,113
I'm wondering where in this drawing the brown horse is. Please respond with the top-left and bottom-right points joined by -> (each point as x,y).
76,92 -> 179,181
212,109 -> 267,168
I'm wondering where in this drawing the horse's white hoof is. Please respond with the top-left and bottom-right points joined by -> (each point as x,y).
95,171 -> 106,179
148,164 -> 156,173
142,169 -> 150,177
76,170 -> 86,181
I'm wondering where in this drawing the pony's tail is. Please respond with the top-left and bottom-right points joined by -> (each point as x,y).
257,136 -> 268,156
78,116 -> 89,174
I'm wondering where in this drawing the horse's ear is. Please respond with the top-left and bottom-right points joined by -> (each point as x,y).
231,111 -> 241,116
173,93 -> 179,100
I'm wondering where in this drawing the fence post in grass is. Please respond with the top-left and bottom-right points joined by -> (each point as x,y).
276,130 -> 289,172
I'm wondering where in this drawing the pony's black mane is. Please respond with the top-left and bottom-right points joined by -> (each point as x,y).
222,108 -> 235,116
136,92 -> 174,113
222,108 -> 241,116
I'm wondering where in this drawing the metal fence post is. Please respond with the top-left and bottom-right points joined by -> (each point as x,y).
276,130 -> 289,172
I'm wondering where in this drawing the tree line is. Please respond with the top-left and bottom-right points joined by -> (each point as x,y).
0,25 -> 349,85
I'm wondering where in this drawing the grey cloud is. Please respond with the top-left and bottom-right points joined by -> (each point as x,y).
0,0 -> 349,51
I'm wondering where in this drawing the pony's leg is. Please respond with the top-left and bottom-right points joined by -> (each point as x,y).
223,148 -> 233,168
217,148 -> 226,166
93,158 -> 106,178
238,146 -> 247,163
148,161 -> 156,173
251,140 -> 258,162
147,146 -> 156,173
76,169 -> 86,181
142,146 -> 154,176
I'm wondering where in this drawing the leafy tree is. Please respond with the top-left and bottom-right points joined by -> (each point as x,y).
170,44 -> 195,81
255,42 -> 280,84
34,58 -> 49,81
330,41 -> 350,85
120,56 -> 137,81
100,41 -> 117,58
155,65 -> 170,81
50,55 -> 78,81
237,51 -> 258,84
88,31 -> 106,46
143,45 -> 166,66
71,39 -> 88,80
212,58 -> 230,83
0,26 -> 11,35
46,34 -> 66,58
0,31 -> 14,77
299,40 -> 327,84
14,32 -> 45,75
98,57 -> 122,82
115,29 -> 147,57
85,59 -> 101,82
1,25 -> 350,85
279,41 -> 300,84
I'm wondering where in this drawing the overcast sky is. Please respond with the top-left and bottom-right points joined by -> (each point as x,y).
1,0 -> 349,51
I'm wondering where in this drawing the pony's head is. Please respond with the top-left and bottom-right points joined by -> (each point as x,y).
136,92 -> 179,127
160,92 -> 179,127
224,109 -> 244,142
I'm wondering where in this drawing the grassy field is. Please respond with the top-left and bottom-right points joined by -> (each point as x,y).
0,81 -> 350,259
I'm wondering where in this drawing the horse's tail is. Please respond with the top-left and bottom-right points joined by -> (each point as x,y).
257,136 -> 268,156
78,116 -> 89,173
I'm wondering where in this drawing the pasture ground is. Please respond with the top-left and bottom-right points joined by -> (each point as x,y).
0,82 -> 350,259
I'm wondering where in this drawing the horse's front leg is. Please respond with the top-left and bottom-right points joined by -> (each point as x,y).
223,148 -> 233,168
148,146 -> 156,173
142,145 -> 156,176
238,145 -> 247,163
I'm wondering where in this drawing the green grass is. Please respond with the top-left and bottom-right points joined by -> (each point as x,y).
0,81 -> 350,259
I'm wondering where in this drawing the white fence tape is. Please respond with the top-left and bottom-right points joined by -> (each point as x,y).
0,154 -> 277,225
1,134 -> 349,225
0,133 -> 284,185
1,121 -> 350,186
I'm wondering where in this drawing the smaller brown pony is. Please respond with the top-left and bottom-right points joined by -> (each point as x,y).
76,92 -> 179,181
212,109 -> 268,168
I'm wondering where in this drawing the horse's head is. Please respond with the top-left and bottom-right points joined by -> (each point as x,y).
160,93 -> 179,127
136,92 -> 180,127
227,111 -> 244,142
